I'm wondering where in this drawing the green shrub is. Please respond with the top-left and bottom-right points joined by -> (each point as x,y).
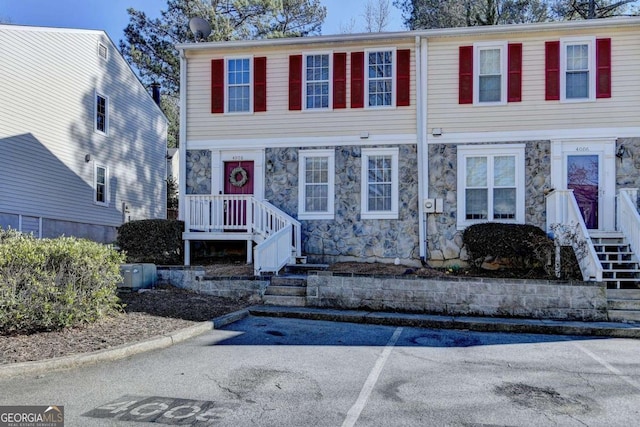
463,223 -> 553,269
117,219 -> 184,265
0,229 -> 124,334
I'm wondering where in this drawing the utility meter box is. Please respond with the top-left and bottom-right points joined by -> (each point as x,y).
118,263 -> 157,290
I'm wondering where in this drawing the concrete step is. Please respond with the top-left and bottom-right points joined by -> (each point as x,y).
607,299 -> 640,311
264,285 -> 306,297
607,289 -> 640,299
263,295 -> 306,307
608,310 -> 640,323
270,276 -> 307,287
284,263 -> 329,274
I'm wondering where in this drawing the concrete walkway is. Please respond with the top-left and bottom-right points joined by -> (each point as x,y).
1,305 -> 638,380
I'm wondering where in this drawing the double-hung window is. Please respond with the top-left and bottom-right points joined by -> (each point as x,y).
227,58 -> 251,112
474,43 -> 507,104
367,50 -> 394,107
305,53 -> 330,109
95,92 -> 108,134
361,147 -> 399,219
457,144 -> 524,229
562,38 -> 594,101
94,163 -> 109,206
298,150 -> 335,219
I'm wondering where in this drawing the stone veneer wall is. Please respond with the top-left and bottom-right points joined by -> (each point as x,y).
157,266 -> 268,300
427,141 -> 551,266
306,273 -> 607,321
265,145 -> 421,266
616,138 -> 640,200
186,150 -> 211,194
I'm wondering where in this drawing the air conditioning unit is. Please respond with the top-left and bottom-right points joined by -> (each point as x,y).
118,263 -> 157,290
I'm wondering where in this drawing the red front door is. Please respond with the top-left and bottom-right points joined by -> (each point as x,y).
224,161 -> 254,228
224,161 -> 254,195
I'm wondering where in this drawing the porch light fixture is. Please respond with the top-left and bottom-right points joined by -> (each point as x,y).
266,160 -> 274,172
616,144 -> 626,159
85,154 -> 91,162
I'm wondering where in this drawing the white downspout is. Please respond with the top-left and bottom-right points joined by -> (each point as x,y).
178,49 -> 189,265
416,36 -> 429,262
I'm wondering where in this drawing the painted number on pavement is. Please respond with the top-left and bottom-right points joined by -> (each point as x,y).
83,395 -> 239,425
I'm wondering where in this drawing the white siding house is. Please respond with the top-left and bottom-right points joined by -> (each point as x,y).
0,25 -> 168,243
177,17 -> 640,288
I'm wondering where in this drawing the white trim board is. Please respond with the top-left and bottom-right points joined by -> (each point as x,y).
187,134 -> 418,150
427,128 -> 640,145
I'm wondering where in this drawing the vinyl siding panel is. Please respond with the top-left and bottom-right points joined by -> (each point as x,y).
427,26 -> 640,134
185,40 -> 417,144
0,26 -> 167,230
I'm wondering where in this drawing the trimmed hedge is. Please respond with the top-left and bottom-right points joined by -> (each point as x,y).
117,219 -> 184,265
0,229 -> 124,334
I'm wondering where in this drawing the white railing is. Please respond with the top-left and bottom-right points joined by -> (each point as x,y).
617,188 -> 640,258
254,224 -> 293,275
184,195 -> 301,273
546,190 -> 603,281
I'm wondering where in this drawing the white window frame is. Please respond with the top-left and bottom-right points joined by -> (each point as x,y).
225,56 -> 253,114
94,92 -> 108,135
361,147 -> 399,220
560,37 -> 596,103
365,48 -> 396,109
94,163 -> 109,207
456,144 -> 525,229
298,149 -> 335,219
303,52 -> 332,111
473,42 -> 507,105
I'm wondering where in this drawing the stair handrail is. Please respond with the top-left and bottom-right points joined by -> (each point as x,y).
617,188 -> 640,258
254,224 -> 293,275
251,199 -> 301,258
546,190 -> 603,281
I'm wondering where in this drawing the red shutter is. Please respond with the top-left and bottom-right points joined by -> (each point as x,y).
333,52 -> 346,109
211,59 -> 224,113
396,49 -> 411,106
253,57 -> 267,112
459,46 -> 473,104
288,55 -> 302,111
596,38 -> 611,99
351,51 -> 364,108
507,43 -> 522,102
545,41 -> 560,101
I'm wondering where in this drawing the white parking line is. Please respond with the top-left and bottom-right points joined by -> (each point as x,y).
572,342 -> 640,392
342,327 -> 403,427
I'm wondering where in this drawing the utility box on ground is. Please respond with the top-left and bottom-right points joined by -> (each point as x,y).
118,263 -> 157,290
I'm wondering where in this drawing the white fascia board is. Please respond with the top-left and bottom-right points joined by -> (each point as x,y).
426,128 -> 640,145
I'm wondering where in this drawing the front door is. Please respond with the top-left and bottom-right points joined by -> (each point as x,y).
566,154 -> 599,229
552,139 -> 615,232
224,161 -> 254,228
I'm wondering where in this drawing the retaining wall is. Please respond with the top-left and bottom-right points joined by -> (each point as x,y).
306,273 -> 608,321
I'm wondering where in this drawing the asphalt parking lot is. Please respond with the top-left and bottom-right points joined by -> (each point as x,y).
1,315 -> 639,426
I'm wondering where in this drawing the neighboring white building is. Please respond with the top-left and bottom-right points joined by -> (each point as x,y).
0,24 -> 168,243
